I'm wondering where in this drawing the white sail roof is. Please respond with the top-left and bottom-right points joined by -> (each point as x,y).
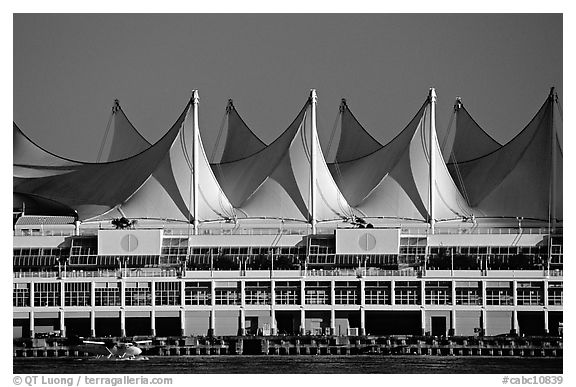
449,91 -> 562,221
213,94 -> 353,223
14,95 -> 236,223
332,94 -> 473,223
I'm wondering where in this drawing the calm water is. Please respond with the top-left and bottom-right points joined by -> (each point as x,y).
13,356 -> 563,374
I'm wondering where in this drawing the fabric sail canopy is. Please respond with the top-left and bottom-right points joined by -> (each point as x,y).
442,100 -> 502,165
14,97 -> 236,223
214,100 -> 268,164
97,100 -> 151,162
447,92 -> 562,221
213,96 -> 354,222
331,95 -> 473,222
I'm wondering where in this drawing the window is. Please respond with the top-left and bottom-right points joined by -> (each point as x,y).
548,282 -> 563,306
275,282 -> 300,305
245,282 -> 271,305
125,282 -> 151,306
394,281 -> 420,305
365,282 -> 390,305
425,281 -> 452,305
95,282 -> 120,306
305,282 -> 330,304
13,283 -> 29,307
65,282 -> 91,306
155,281 -> 181,305
334,282 -> 358,305
185,282 -> 211,305
34,282 -> 61,307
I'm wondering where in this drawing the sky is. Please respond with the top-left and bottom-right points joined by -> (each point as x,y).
13,14 -> 562,162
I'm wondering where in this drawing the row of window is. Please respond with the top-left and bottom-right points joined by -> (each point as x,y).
14,281 -> 563,307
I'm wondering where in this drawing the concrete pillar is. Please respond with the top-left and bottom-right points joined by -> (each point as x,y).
512,310 -> 519,336
512,280 -> 518,307
481,281 -> 487,308
389,280 -> 395,305
210,281 -> 216,307
360,279 -> 366,306
150,309 -> 156,337
90,282 -> 96,307
330,308 -> 336,335
544,279 -> 549,307
481,308 -> 487,336
270,280 -> 277,335
60,281 -> 65,307
420,280 -> 426,306
151,280 -> 156,306
90,311 -> 96,337
240,280 -> 245,307
180,309 -> 186,336
300,308 -> 306,335
120,281 -> 126,308
270,308 -> 276,335
544,309 -> 549,335
209,310 -> 215,337
421,308 -> 426,336
451,280 -> 456,306
120,309 -> 126,337
360,307 -> 366,336
30,282 -> 35,308
300,280 -> 306,306
181,280 -> 186,306
239,308 -> 246,336
59,310 -> 66,337
29,310 -> 35,338
330,280 -> 335,306
449,309 -> 456,336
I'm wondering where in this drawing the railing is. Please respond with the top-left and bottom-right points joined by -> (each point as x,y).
14,224 -> 559,237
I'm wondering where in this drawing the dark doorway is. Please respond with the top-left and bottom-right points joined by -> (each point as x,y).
155,317 -> 181,337
245,317 -> 258,335
365,311 -> 421,335
275,311 -> 299,335
431,316 -> 447,337
518,312 -> 545,336
95,318 -> 120,338
126,317 -> 151,337
65,318 -> 91,338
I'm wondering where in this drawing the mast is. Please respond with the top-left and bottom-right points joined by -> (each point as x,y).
549,87 -> 557,233
310,89 -> 318,234
192,90 -> 200,235
429,88 -> 437,234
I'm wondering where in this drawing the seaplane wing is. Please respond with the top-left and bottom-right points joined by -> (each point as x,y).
74,340 -> 115,356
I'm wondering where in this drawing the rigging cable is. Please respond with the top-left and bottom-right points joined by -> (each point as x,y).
96,105 -> 115,162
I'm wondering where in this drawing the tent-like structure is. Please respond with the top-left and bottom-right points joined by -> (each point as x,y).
14,88 -> 562,232
96,99 -> 151,162
14,92 -> 236,226
441,97 -> 502,165
14,99 -> 152,215
330,89 -> 474,227
212,90 -> 354,230
213,99 -> 268,164
446,90 -> 562,223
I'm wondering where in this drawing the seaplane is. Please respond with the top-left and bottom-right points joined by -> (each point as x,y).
72,339 -> 151,360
